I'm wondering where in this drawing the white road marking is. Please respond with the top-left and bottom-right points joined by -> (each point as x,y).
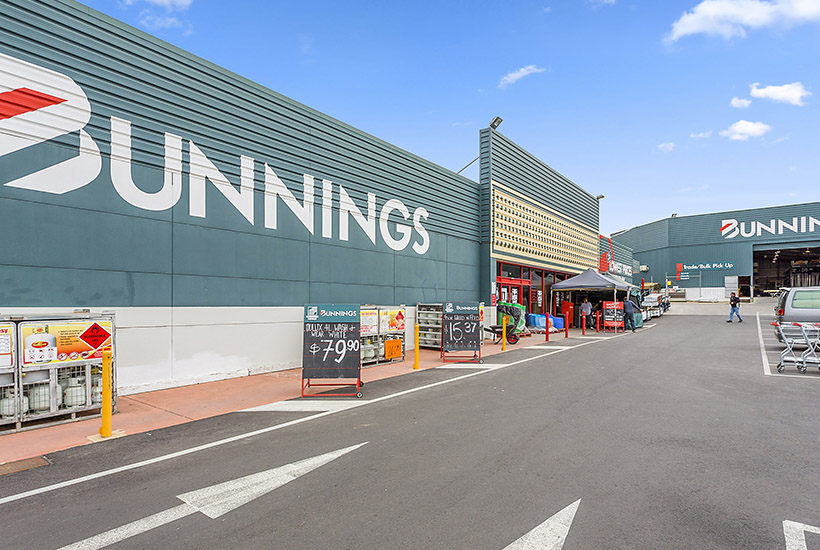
783,520 -> 820,550
436,365 -> 498,369
0,333 -> 617,506
502,499 -> 581,549
242,401 -> 366,413
57,443 -> 365,550
528,345 -> 576,350
757,312 -> 772,376
58,504 -> 196,550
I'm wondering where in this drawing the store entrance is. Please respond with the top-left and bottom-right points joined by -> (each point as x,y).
499,283 -> 523,305
753,245 -> 820,295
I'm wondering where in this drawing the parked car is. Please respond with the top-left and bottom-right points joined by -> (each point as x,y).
641,293 -> 664,317
773,286 -> 820,342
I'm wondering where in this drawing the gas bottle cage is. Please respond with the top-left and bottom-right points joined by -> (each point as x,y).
771,322 -> 820,374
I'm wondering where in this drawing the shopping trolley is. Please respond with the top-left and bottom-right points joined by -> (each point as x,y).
772,322 -> 820,374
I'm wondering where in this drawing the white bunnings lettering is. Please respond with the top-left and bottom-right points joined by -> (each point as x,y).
339,185 -> 376,244
721,217 -> 820,240
0,53 -> 431,256
189,142 -> 254,225
110,117 -> 183,211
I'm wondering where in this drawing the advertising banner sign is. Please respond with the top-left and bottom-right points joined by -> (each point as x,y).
360,309 -> 379,336
0,323 -> 15,369
19,319 -> 113,367
380,308 -> 406,333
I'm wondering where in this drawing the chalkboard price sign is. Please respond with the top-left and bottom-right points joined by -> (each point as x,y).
602,301 -> 624,329
442,301 -> 481,353
303,304 -> 361,379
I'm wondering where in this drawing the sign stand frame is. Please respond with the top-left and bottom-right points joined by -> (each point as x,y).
301,304 -> 364,399
440,301 -> 483,364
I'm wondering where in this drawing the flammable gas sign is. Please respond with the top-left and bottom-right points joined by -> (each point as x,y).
19,319 -> 113,367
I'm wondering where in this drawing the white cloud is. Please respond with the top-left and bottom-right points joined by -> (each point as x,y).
667,0 -> 820,42
451,121 -> 473,127
730,97 -> 752,108
498,65 -> 548,89
657,142 -> 676,152
719,119 -> 772,140
126,0 -> 192,10
750,81 -> 811,105
139,12 -> 182,30
690,130 -> 713,139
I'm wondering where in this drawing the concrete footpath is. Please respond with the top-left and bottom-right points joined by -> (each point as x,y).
0,329 -> 581,467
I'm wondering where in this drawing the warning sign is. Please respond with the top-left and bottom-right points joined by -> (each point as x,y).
79,323 -> 111,350
384,338 -> 403,360
19,319 -> 113,366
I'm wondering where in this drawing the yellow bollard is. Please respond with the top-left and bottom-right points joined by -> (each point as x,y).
99,349 -> 112,438
502,315 -> 507,351
413,323 -> 420,370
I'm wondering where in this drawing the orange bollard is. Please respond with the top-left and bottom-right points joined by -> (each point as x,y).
99,350 -> 112,438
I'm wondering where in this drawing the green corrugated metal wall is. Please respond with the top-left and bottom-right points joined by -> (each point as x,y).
0,0 -> 482,307
613,203 -> 820,288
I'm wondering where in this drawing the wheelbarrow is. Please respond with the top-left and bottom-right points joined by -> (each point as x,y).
484,324 -> 519,345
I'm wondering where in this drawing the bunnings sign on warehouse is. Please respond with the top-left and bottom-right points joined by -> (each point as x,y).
0,52 -> 430,255
721,216 -> 820,240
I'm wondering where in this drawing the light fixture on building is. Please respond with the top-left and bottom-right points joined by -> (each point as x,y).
671,213 -> 677,217
595,194 -> 605,200
489,116 -> 503,130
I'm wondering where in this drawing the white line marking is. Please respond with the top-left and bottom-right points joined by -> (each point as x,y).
242,401 -> 366,413
57,443 -> 365,550
783,520 -> 820,550
502,499 -> 581,549
528,345 -> 576,350
0,333 -> 616,505
58,504 -> 196,550
575,336 -> 606,339
436,365 -> 497,370
757,312 -> 772,376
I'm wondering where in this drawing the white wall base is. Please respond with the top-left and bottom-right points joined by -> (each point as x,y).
3,305 -> 418,396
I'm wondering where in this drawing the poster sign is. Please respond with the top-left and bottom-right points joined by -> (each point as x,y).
360,309 -> 379,336
603,301 -> 624,329
380,308 -> 406,333
302,304 -> 361,379
19,319 -> 113,367
0,323 -> 15,369
384,338 -> 402,360
441,301 -> 481,353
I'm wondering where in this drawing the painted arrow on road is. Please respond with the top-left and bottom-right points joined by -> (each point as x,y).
58,443 -> 367,550
503,499 -> 581,549
784,520 -> 820,550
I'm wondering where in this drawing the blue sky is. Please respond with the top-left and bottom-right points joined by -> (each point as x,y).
79,0 -> 819,235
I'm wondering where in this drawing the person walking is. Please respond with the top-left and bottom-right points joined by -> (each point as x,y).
623,297 -> 641,333
580,298 -> 593,329
727,291 -> 743,323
